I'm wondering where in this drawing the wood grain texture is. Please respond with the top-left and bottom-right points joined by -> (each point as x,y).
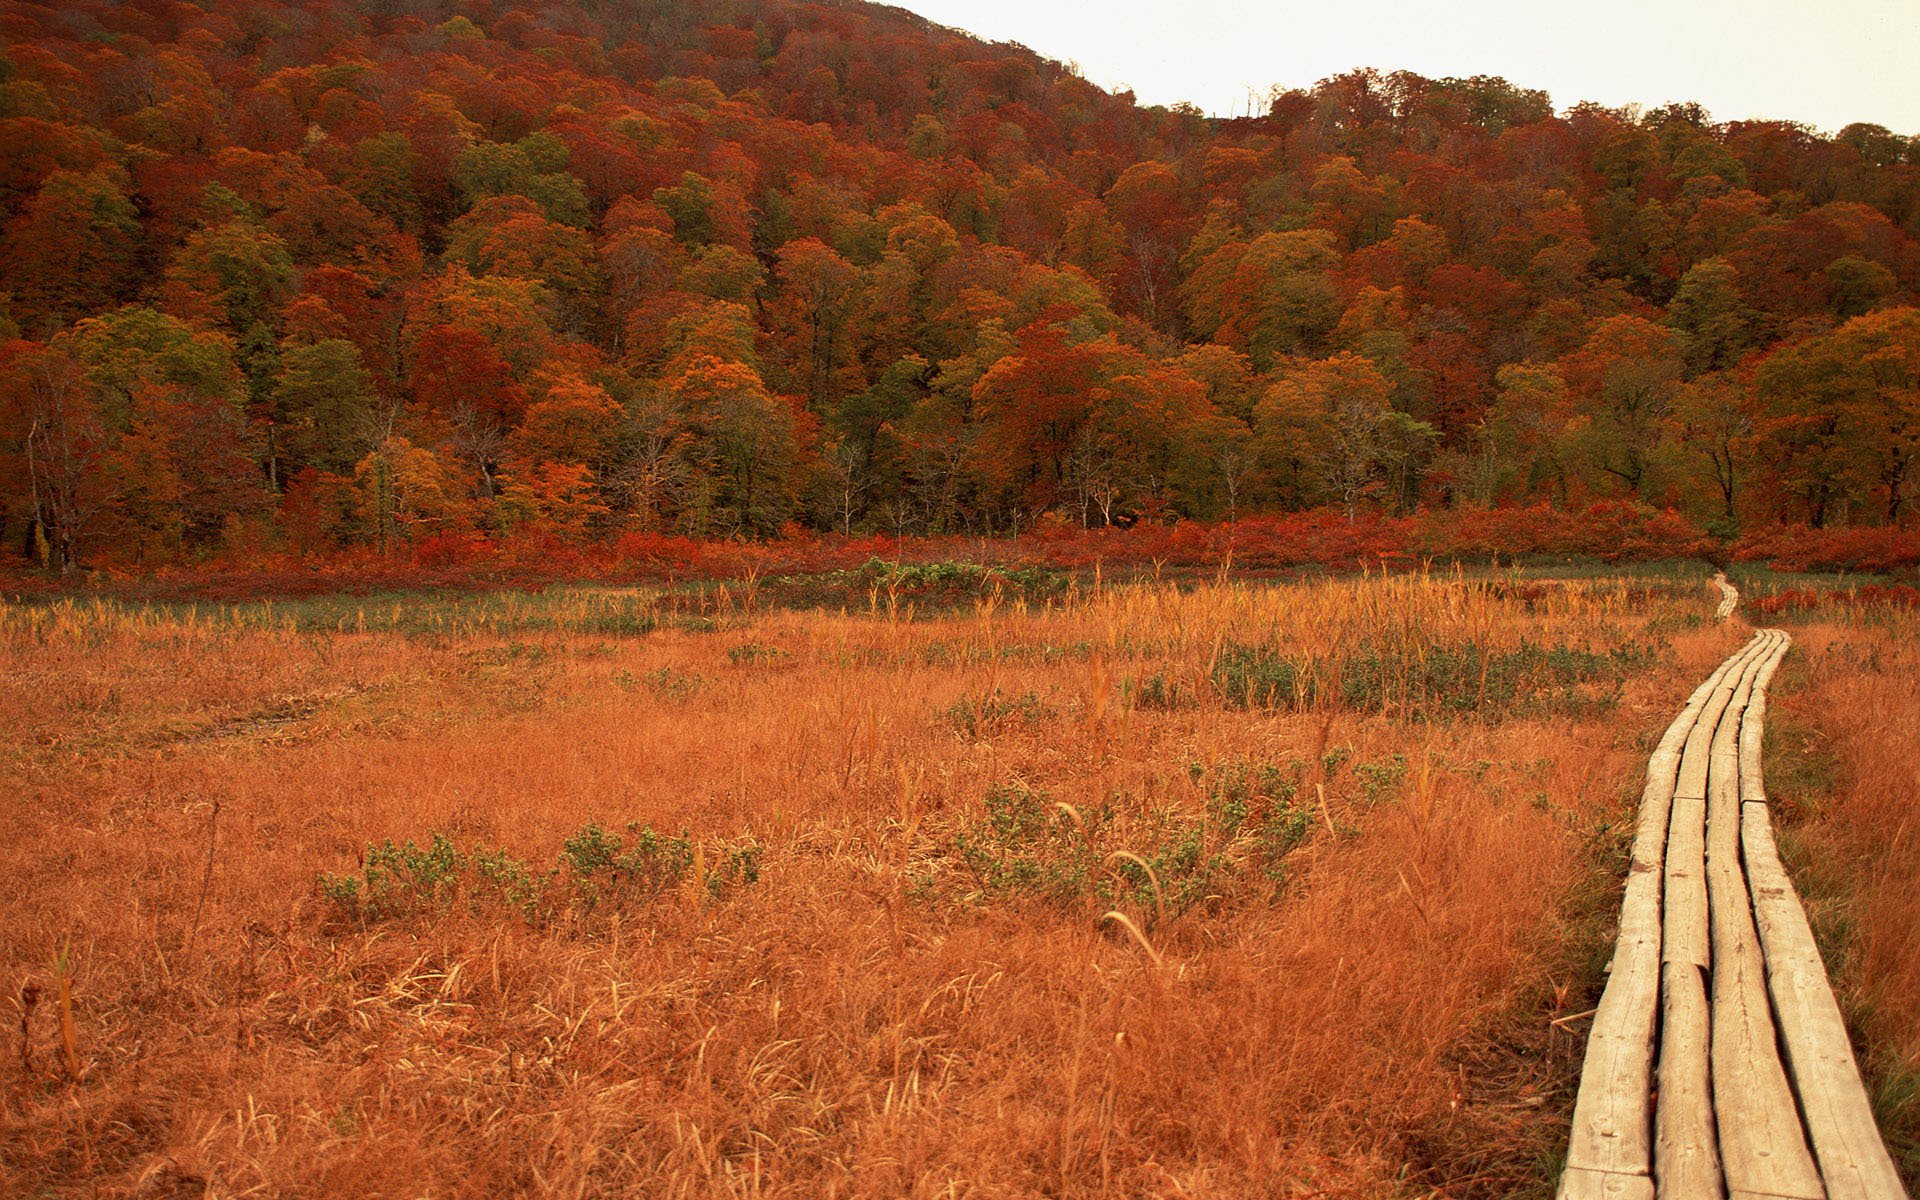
1710,636 -> 1823,1199
1744,803 -> 1909,1200
1563,625 -> 1909,1200
1655,959 -> 1721,1198
1559,1165 -> 1658,1200
1674,633 -> 1769,801
1561,636 -> 1758,1182
1652,637 -> 1764,1198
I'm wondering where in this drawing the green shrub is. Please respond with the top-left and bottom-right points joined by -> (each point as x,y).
613,666 -> 707,698
1212,637 -> 1657,720
945,690 -> 1055,737
940,768 -> 1316,922
727,641 -> 789,666
319,822 -> 762,925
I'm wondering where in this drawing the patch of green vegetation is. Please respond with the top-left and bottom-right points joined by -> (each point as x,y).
950,782 -> 1100,903
319,822 -> 761,925
319,833 -> 465,920
613,665 -> 707,699
945,690 -> 1055,737
726,641 -> 790,666
1195,758 -> 1316,889
842,557 -> 1067,598
1868,1064 -> 1920,1183
471,640 -> 551,667
5,588 -> 668,641
1124,670 -> 1186,711
939,766 -> 1317,921
740,557 -> 1071,612
1355,754 -> 1410,804
1211,638 -> 1657,721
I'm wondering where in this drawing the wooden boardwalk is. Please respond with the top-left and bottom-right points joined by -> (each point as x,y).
1713,573 -> 1740,622
1559,630 -> 1909,1200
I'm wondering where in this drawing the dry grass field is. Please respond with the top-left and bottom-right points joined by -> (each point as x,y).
2,569 -> 1913,1198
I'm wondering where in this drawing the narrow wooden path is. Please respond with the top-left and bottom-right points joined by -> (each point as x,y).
1713,573 -> 1740,622
1559,630 -> 1909,1200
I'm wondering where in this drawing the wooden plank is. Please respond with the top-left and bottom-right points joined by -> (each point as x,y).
1708,636 -> 1825,1198
1563,640 -> 1752,1180
1663,792 -> 1710,968
1570,626 -> 1906,1200
1560,1165 -> 1657,1200
1655,636 -> 1767,1198
1655,959 -> 1721,1198
1636,643 -> 1747,869
1667,636 -> 1770,969
1738,631 -> 1788,804
1712,908 -> 1825,1199
1566,876 -> 1663,1176
1743,802 -> 1910,1200
1675,633 -> 1768,800
1708,635 -> 1824,1198
1713,571 -> 1740,621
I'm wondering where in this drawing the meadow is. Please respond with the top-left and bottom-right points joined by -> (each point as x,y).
2,569 -> 1915,1198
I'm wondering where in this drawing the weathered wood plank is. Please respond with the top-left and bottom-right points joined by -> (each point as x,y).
1713,571 -> 1740,621
1663,790 -> 1711,969
1710,635 -> 1824,1199
1563,634 -> 1766,1187
1655,958 -> 1721,1198
1744,801 -> 1910,1200
1565,882 -> 1663,1178
1570,626 -> 1908,1200
1738,632 -> 1788,804
1559,1165 -> 1657,1200
1674,633 -> 1768,800
1655,636 -> 1768,1197
1668,634 -> 1774,969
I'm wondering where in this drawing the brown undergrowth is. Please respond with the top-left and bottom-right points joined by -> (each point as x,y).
1,573 -> 1754,1197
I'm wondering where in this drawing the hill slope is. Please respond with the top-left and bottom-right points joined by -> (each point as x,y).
1,0 -> 1917,568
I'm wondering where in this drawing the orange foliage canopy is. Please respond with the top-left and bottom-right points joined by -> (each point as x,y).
0,0 -> 1916,573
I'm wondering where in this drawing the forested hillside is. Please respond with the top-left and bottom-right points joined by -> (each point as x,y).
3,0 -> 1918,571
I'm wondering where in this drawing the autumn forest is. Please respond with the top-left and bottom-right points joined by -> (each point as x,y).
11,4 -> 1920,1194
4,0 -> 1920,574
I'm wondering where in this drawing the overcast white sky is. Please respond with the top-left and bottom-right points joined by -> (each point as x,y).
899,0 -> 1920,134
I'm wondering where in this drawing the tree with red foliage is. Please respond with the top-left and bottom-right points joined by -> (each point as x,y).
0,0 -> 1915,569
3,167 -> 142,333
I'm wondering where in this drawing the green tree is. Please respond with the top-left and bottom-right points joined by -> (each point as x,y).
1257,353 -> 1434,517
1559,316 -> 1683,498
1668,258 -> 1756,375
1668,374 -> 1752,525
272,339 -> 378,476
668,356 -> 798,535
1752,310 -> 1920,525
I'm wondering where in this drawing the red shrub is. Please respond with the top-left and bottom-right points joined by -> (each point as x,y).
1734,525 -> 1920,573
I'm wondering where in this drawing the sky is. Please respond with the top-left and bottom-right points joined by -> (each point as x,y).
898,0 -> 1920,135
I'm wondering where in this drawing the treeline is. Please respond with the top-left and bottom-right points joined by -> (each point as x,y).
1,0 -> 1917,571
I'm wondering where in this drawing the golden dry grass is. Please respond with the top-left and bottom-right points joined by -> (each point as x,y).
1768,620 -> 1920,1181
4,571 -> 1893,1198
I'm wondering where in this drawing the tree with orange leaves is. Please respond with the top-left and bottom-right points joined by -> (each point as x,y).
668,356 -> 799,535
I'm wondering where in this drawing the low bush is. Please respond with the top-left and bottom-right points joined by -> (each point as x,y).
319,823 -> 762,925
1212,637 -> 1655,720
